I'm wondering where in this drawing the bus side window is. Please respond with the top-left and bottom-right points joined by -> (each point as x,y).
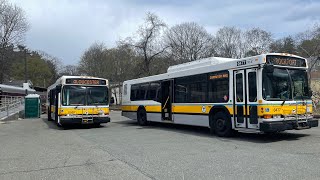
175,74 -> 207,103
131,83 -> 149,101
138,84 -> 148,100
248,72 -> 257,102
123,84 -> 127,96
236,74 -> 243,102
208,71 -> 229,103
130,85 -> 138,101
147,82 -> 160,101
156,86 -> 162,102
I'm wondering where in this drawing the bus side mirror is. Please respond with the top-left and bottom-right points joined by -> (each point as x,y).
309,90 -> 313,97
110,97 -> 115,104
56,85 -> 61,92
264,64 -> 274,73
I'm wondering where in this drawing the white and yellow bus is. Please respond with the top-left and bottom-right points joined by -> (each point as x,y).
47,76 -> 110,127
121,53 -> 318,136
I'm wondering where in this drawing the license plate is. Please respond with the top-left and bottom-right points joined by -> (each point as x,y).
82,119 -> 93,124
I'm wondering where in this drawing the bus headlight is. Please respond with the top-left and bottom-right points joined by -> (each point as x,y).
273,115 -> 281,119
307,107 -> 311,113
98,110 -> 104,115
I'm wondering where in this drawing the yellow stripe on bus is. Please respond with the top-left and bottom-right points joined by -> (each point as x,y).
121,104 -> 311,116
57,107 -> 110,116
257,104 -> 312,116
173,105 -> 234,114
122,105 -> 139,112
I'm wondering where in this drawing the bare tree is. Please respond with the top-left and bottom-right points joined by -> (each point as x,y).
214,26 -> 243,58
78,42 -> 109,77
165,22 -> 215,63
37,50 -> 62,86
269,36 -> 297,54
60,65 -> 79,76
0,0 -> 29,82
296,24 -> 320,57
296,24 -> 320,78
0,1 -> 29,46
106,44 -> 139,104
243,28 -> 272,56
128,12 -> 168,76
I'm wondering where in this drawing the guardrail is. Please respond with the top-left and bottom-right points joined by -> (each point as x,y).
0,95 -> 25,120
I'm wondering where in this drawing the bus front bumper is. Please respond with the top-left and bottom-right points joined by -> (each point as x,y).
260,119 -> 318,133
59,116 -> 110,125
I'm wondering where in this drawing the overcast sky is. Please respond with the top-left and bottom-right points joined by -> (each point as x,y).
11,0 -> 320,65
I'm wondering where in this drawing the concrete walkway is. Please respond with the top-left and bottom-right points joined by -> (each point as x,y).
0,115 -> 151,180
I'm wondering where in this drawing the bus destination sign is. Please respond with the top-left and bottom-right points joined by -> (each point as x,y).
66,78 -> 106,85
209,73 -> 228,80
209,71 -> 229,80
266,55 -> 306,67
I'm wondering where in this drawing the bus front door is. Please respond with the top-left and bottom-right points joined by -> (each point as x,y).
161,80 -> 173,121
233,69 -> 259,129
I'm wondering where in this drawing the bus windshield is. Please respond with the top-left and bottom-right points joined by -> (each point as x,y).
262,67 -> 310,101
62,85 -> 109,106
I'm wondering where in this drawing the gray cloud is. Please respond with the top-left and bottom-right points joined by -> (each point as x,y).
10,0 -> 320,65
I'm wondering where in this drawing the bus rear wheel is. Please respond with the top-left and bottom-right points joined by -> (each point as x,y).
213,112 -> 233,137
137,109 -> 148,126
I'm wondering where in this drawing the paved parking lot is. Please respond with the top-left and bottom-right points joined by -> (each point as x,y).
1,111 -> 320,180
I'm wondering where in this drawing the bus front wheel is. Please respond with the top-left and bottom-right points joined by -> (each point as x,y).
212,112 -> 233,137
137,109 -> 148,126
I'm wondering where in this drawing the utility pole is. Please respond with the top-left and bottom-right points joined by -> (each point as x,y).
24,48 -> 27,83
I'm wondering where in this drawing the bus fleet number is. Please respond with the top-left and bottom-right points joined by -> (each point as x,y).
237,60 -> 246,66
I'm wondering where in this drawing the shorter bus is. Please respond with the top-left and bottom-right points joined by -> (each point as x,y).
121,53 -> 318,136
47,76 -> 110,127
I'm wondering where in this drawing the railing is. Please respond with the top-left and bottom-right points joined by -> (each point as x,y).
0,95 -> 25,120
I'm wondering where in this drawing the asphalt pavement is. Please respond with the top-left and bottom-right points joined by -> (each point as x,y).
1,111 -> 320,180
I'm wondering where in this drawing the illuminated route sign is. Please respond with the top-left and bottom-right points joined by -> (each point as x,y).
266,55 -> 306,67
209,73 -> 228,80
66,78 -> 106,85
209,71 -> 229,80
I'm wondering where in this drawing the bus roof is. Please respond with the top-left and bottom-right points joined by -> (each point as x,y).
47,76 -> 108,91
124,53 -> 307,85
167,56 -> 236,73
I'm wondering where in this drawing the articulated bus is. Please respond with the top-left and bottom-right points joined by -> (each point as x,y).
121,53 -> 318,136
47,76 -> 110,127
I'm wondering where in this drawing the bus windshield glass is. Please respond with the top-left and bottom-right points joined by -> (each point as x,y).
62,85 -> 108,106
262,67 -> 310,101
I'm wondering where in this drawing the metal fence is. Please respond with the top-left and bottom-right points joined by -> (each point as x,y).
0,95 -> 25,120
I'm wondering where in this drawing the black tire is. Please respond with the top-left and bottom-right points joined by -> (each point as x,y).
213,112 -> 233,137
137,108 -> 148,126
209,115 -> 215,134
